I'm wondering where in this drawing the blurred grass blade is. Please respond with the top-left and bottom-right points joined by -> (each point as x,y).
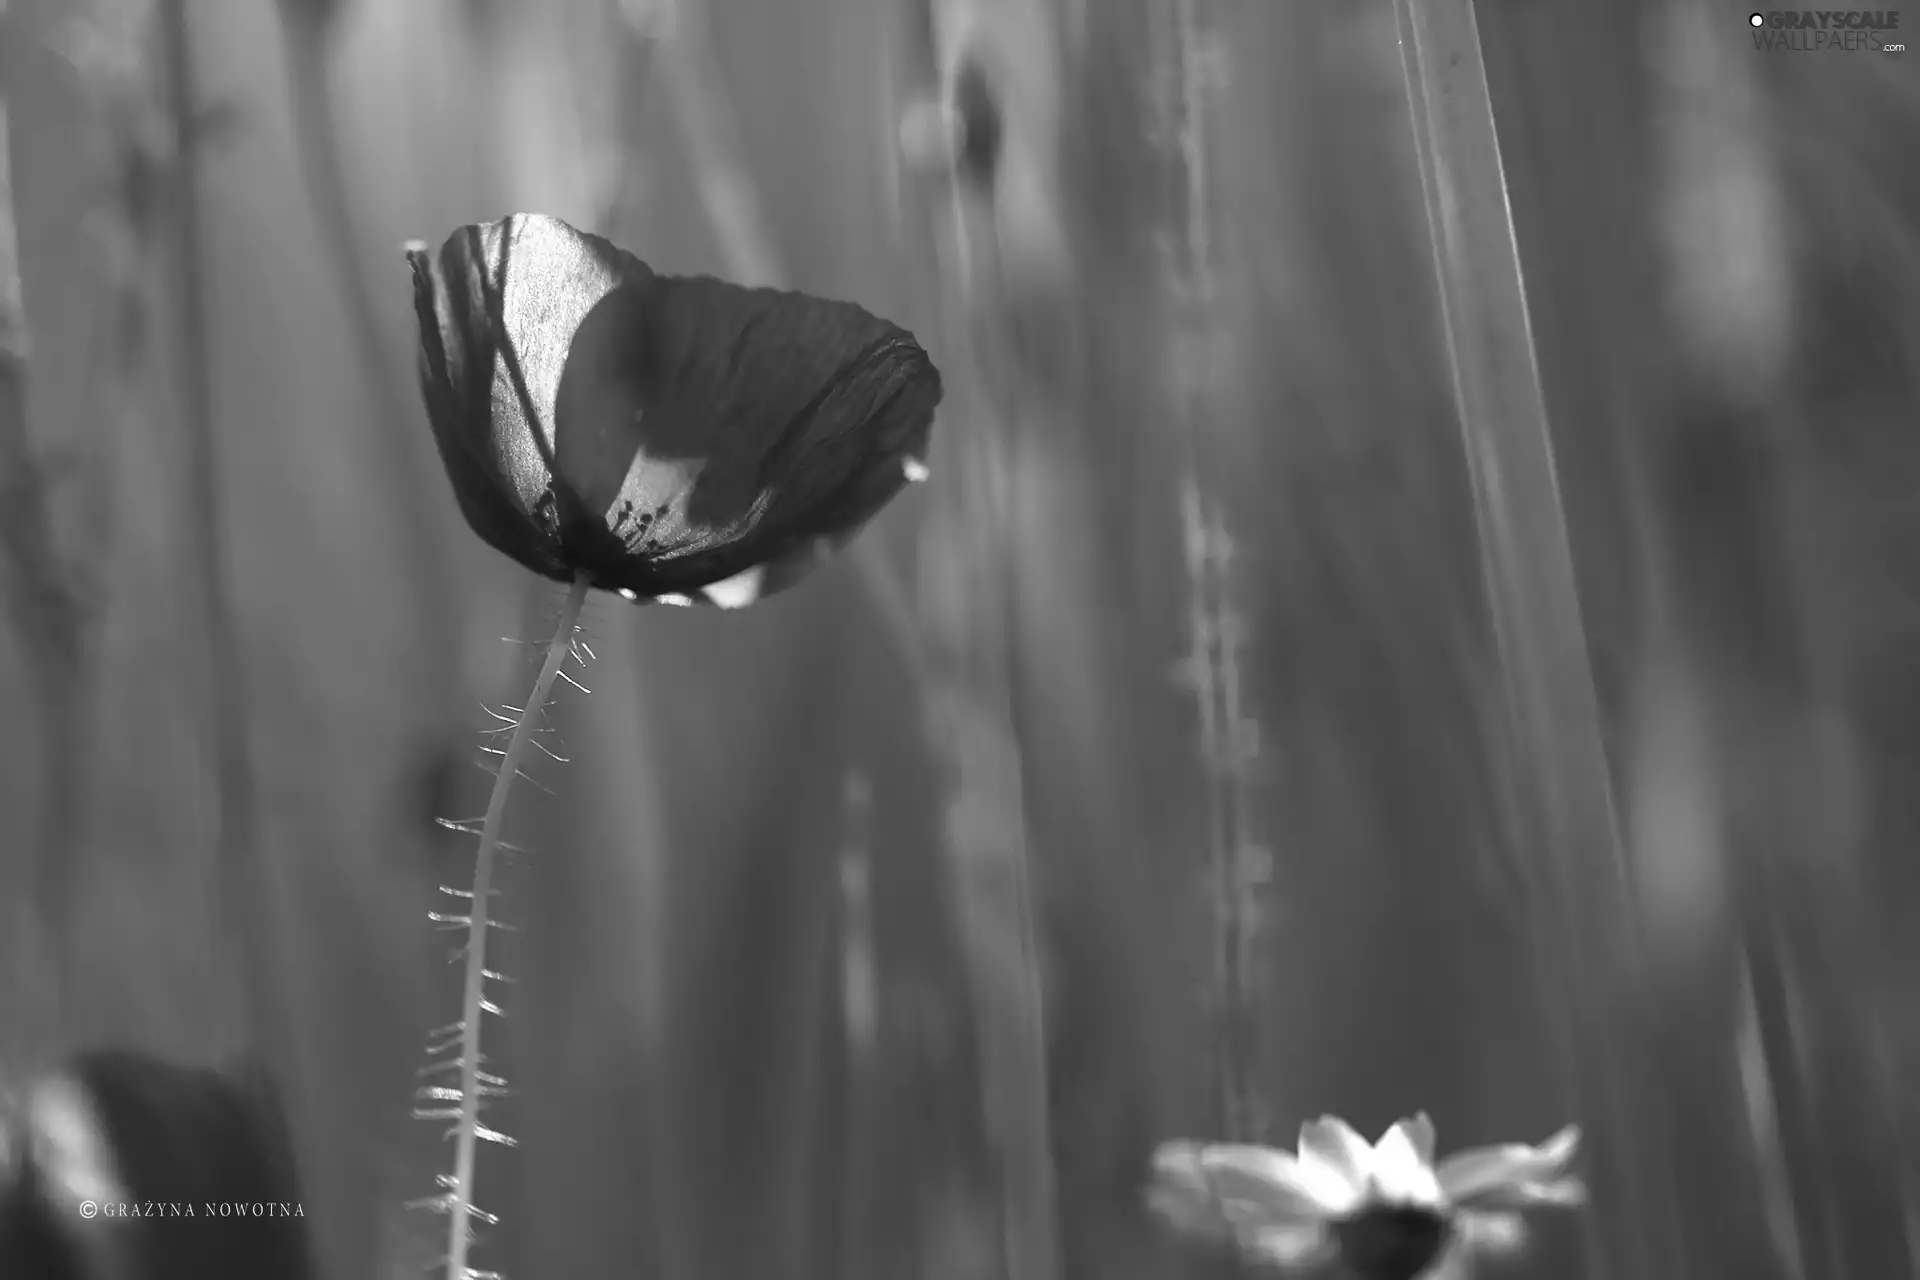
1393,3 -> 1682,1276
158,0 -> 282,1067
0,62 -> 86,1051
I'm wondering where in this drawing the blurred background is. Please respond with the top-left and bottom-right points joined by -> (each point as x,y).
2,0 -> 1918,1277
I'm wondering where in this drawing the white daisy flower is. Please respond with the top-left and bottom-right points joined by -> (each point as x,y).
1148,1113 -> 1585,1280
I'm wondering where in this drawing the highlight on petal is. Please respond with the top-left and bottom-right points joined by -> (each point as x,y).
1534,1123 -> 1580,1165
1147,1142 -> 1239,1243
1397,1112 -> 1438,1166
698,565 -> 765,610
1195,1144 -> 1353,1221
1455,1209 -> 1528,1257
1505,1175 -> 1588,1207
1149,1139 -> 1207,1185
1295,1117 -> 1371,1214
1435,1124 -> 1583,1209
1369,1122 -> 1444,1206
407,219 -> 591,583
1242,1222 -> 1336,1269
25,1076 -> 124,1208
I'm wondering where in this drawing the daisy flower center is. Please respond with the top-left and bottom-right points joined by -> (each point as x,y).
1328,1202 -> 1453,1280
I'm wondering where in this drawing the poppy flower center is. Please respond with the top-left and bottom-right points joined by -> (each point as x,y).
1328,1202 -> 1453,1280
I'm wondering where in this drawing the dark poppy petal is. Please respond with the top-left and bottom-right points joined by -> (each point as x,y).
411,212 -> 940,604
551,271 -> 940,600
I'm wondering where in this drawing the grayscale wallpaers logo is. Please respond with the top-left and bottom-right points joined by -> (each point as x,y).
1749,10 -> 1904,51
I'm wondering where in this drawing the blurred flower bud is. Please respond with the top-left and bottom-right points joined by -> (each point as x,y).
3,1049 -> 312,1279
406,213 -> 941,608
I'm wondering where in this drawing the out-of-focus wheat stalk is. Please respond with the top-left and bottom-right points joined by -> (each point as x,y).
1159,0 -> 1273,1146
1172,481 -> 1271,1140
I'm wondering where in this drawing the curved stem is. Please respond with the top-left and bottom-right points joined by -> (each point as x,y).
445,574 -> 589,1280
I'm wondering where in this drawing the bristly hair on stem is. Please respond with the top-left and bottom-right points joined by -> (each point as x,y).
410,574 -> 591,1280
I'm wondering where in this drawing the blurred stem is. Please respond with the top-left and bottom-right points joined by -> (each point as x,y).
641,0 -> 783,290
0,85 -> 86,1049
1743,906 -> 1833,1274
159,0 -> 279,1057
274,3 -> 462,715
898,19 -> 1062,1280
443,575 -> 587,1280
1168,0 -> 1267,1143
637,10 -> 1058,1279
632,13 -> 833,1272
1396,2 -> 1682,1274
630,11 -> 937,1276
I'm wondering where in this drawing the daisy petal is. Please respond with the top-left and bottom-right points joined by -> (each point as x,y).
1370,1123 -> 1444,1205
1399,1112 -> 1438,1165
1535,1123 -> 1581,1165
1242,1222 -> 1335,1269
1435,1125 -> 1582,1208
1149,1142 -> 1212,1200
1151,1140 -> 1208,1182
1455,1210 -> 1528,1256
1199,1144 -> 1351,1222
1296,1117 -> 1371,1214
1512,1175 -> 1587,1207
1147,1143 -> 1235,1240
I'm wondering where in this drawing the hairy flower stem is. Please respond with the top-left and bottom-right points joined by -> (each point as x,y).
444,574 -> 589,1280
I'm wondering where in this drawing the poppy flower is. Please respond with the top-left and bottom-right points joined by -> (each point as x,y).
405,213 -> 942,609
1148,1114 -> 1584,1280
